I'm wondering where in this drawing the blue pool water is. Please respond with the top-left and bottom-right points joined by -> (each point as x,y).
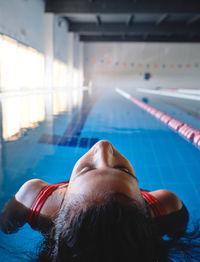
0,87 -> 200,261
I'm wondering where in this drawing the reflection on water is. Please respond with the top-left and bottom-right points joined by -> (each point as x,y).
2,95 -> 45,141
0,87 -> 88,203
0,102 -> 3,196
0,89 -> 84,142
53,92 -> 70,115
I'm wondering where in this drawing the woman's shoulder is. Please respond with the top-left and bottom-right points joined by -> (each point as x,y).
150,190 -> 189,236
0,179 -> 49,234
15,179 -> 49,209
149,189 -> 183,215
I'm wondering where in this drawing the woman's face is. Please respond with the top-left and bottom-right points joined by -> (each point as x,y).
67,140 -> 144,205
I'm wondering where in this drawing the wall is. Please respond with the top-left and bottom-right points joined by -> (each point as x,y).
0,0 -> 45,52
0,0 -> 69,57
84,42 -> 200,89
54,16 -> 68,63
0,0 -> 83,90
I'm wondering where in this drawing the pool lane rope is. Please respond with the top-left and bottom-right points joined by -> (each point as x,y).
116,88 -> 200,150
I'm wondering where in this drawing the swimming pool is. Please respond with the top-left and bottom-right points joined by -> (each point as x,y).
0,87 -> 200,261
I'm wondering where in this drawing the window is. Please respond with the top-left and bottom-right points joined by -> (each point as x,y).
0,34 -> 45,92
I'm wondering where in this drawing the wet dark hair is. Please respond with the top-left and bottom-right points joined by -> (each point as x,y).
37,193 -> 200,262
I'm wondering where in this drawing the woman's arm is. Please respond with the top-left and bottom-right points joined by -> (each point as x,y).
0,196 -> 29,234
151,190 -> 189,236
0,179 -> 48,234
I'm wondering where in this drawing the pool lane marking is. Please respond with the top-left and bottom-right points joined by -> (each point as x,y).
38,96 -> 99,149
38,134 -> 99,149
63,97 -> 95,137
135,88 -> 200,101
116,88 -> 200,150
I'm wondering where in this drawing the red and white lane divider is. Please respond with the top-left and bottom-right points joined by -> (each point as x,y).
116,88 -> 200,149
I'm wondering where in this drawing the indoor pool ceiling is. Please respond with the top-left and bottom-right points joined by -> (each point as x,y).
45,0 -> 200,42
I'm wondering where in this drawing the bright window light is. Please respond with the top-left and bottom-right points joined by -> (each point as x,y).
0,34 -> 45,91
2,95 -> 45,141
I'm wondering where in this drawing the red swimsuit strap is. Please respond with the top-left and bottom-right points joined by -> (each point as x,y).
27,183 -> 165,227
27,181 -> 69,227
140,190 -> 165,217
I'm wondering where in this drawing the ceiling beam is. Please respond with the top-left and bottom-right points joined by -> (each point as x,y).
156,14 -> 169,25
127,15 -> 134,25
80,35 -> 200,42
187,15 -> 200,24
69,23 -> 200,34
45,0 -> 200,14
96,15 -> 102,25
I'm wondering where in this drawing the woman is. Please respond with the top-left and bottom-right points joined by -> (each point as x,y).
0,140 -> 199,261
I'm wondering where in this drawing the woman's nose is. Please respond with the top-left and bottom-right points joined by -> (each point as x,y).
92,140 -> 114,167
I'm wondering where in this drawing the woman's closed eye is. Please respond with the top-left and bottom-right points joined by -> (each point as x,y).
77,165 -> 138,181
79,166 -> 94,175
114,166 -> 138,180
